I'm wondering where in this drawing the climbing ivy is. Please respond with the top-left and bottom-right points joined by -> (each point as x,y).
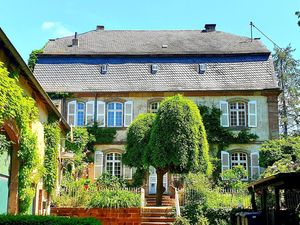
0,133 -> 11,155
28,49 -> 43,72
87,123 -> 117,144
43,122 -> 60,194
0,62 -> 41,214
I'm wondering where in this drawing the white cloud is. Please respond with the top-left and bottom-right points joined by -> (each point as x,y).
41,21 -> 73,37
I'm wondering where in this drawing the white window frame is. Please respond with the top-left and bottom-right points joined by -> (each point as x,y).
229,102 -> 247,127
231,152 -> 248,180
149,102 -> 160,113
97,101 -> 106,127
107,102 -> 123,127
106,152 -> 122,177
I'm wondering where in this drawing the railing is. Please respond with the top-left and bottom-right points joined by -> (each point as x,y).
141,187 -> 145,207
170,185 -> 181,216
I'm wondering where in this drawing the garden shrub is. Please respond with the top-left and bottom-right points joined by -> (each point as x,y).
173,217 -> 190,225
88,190 -> 140,208
95,172 -> 127,189
0,215 -> 101,225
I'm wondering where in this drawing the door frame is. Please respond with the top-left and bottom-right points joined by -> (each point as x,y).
148,166 -> 168,194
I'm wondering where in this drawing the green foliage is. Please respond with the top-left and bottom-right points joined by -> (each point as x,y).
221,165 -> 248,191
259,136 -> 300,168
130,167 -> 147,187
88,190 -> 140,208
199,105 -> 258,149
66,127 -> 95,166
262,157 -> 300,178
173,217 -> 191,225
28,49 -> 43,72
123,113 -> 156,169
273,45 -> 300,135
149,95 -> 211,174
48,92 -> 73,100
95,172 -> 126,189
0,215 -> 101,225
43,122 -> 61,194
0,62 -> 41,214
87,124 -> 117,144
0,133 -> 11,155
296,11 -> 300,26
182,173 -> 250,225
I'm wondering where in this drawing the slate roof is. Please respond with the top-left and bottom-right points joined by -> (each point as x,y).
43,30 -> 270,55
34,57 -> 278,93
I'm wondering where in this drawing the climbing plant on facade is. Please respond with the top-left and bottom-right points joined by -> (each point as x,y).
0,62 -> 41,214
43,122 -> 60,194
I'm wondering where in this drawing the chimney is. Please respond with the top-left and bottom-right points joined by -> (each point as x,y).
72,32 -> 79,46
204,24 -> 216,32
96,25 -> 105,30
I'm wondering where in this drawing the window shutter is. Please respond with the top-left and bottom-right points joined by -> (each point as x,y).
250,152 -> 260,180
248,101 -> 257,127
219,101 -> 229,127
221,151 -> 230,180
94,151 -> 104,179
124,101 -> 133,127
67,100 -> 76,126
85,101 -> 95,126
123,166 -> 133,180
97,101 -> 106,127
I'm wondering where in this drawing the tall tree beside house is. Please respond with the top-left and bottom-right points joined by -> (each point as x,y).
273,45 -> 300,135
148,95 -> 211,205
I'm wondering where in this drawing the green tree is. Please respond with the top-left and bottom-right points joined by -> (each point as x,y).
296,11 -> 300,26
148,95 -> 211,205
28,49 -> 43,72
273,45 -> 300,135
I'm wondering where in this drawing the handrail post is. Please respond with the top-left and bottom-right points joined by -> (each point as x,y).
174,187 -> 181,216
141,187 -> 145,207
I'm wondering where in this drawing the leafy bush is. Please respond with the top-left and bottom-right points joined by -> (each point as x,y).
259,136 -> 300,168
196,217 -> 209,225
173,217 -> 190,225
87,124 -> 117,144
88,190 -> 140,208
262,157 -> 300,178
95,172 -> 127,189
221,165 -> 248,191
0,215 -> 101,225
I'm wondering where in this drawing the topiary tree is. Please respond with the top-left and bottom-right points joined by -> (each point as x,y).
148,95 -> 211,205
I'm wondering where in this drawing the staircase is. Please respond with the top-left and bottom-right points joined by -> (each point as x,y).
145,195 -> 174,207
141,206 -> 175,225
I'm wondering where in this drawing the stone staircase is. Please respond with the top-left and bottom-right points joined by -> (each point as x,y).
141,206 -> 175,225
145,195 -> 174,207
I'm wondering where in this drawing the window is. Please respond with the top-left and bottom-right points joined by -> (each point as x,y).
231,152 -> 248,180
149,102 -> 160,113
77,102 -> 85,126
220,100 -> 257,128
106,153 -> 121,177
107,102 -> 123,127
229,102 -> 246,127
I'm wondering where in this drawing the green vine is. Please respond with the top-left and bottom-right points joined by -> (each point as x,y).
28,49 -> 43,72
43,122 -> 60,194
0,62 -> 41,214
48,92 -> 73,100
0,133 -> 11,154
87,123 -> 117,144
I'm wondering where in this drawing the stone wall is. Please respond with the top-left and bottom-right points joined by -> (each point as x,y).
51,207 -> 141,225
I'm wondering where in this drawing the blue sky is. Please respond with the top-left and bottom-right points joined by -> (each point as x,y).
0,0 -> 299,61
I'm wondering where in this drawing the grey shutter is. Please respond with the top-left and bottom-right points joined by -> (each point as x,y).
250,152 -> 260,180
221,151 -> 230,180
123,165 -> 133,180
94,151 -> 104,179
67,100 -> 76,126
220,101 -> 229,127
248,101 -> 257,127
97,101 -> 106,127
85,101 -> 95,126
124,101 -> 133,127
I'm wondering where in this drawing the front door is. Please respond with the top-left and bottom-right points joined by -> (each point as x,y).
148,166 -> 168,194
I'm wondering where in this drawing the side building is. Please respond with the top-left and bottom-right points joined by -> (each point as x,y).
0,28 -> 69,214
33,24 -> 280,195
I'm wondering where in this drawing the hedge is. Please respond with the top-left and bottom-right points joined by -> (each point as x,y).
0,215 -> 101,225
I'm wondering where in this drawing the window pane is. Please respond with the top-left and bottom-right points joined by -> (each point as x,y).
108,103 -> 114,110
115,162 -> 121,177
230,111 -> 237,126
115,154 -> 121,161
116,112 -> 123,126
77,103 -> 84,110
239,111 -> 246,126
107,153 -> 113,160
106,162 -> 113,175
116,103 -> 122,110
108,111 -> 115,127
77,111 -> 84,126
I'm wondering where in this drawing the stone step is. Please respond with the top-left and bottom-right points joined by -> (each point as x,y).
142,207 -> 173,212
142,217 -> 175,222
141,222 -> 173,225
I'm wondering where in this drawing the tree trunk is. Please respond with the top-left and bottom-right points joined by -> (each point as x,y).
156,168 -> 167,206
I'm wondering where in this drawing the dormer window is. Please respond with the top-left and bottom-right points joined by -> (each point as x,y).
198,64 -> 207,74
101,64 -> 108,74
151,64 -> 158,74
